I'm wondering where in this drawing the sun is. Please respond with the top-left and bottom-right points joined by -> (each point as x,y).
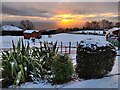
62,19 -> 73,23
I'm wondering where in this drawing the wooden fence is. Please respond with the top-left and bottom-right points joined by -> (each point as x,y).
39,41 -> 78,54
1,41 -> 79,54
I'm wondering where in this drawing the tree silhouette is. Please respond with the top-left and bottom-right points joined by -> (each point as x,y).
20,20 -> 35,30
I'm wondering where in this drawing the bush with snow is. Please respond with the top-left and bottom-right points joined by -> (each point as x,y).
76,38 -> 116,79
52,54 -> 74,84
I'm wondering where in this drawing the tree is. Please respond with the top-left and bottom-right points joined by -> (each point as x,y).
91,21 -> 100,29
83,22 -> 91,29
20,20 -> 35,30
99,19 -> 110,29
115,22 -> 120,27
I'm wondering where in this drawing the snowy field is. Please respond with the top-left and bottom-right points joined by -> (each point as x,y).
0,33 -> 119,88
1,33 -> 105,48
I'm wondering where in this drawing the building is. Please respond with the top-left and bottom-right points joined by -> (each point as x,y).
1,25 -> 23,36
105,27 -> 120,49
23,30 -> 41,39
106,28 -> 120,39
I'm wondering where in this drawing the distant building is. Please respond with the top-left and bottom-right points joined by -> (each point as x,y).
106,27 -> 120,49
1,25 -> 23,31
106,27 -> 120,38
23,30 -> 41,39
1,25 -> 23,36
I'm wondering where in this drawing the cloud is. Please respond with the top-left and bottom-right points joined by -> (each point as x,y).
2,0 -> 120,2
1,2 -> 118,29
2,3 -> 54,18
2,2 -> 118,16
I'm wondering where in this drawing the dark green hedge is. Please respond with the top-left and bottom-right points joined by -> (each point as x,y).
76,41 -> 116,79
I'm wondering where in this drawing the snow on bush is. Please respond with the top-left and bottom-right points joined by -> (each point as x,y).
52,54 -> 74,84
76,38 -> 116,79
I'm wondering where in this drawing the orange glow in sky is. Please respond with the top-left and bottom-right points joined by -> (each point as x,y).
49,14 -> 85,28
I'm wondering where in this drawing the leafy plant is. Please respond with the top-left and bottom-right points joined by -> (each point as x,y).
31,41 -> 59,80
76,41 -> 116,79
52,54 -> 74,84
2,39 -> 43,88
1,40 -> 74,88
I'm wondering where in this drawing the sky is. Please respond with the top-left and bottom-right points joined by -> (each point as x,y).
1,2 -> 119,29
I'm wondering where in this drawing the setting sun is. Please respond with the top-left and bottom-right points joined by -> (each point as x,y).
62,19 -> 71,22
61,18 -> 74,23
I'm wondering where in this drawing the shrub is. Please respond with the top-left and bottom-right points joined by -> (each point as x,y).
1,40 -> 74,87
76,39 -> 116,79
52,54 -> 74,84
31,42 -> 59,80
2,39 -> 44,88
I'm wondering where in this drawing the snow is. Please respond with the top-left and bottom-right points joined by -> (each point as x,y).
1,34 -> 105,49
39,33 -> 105,45
106,27 -> 120,35
78,38 -> 115,51
24,30 -> 39,33
0,36 -> 23,49
1,25 -> 23,31
71,30 -> 104,35
19,54 -> 119,88
0,33 -> 119,88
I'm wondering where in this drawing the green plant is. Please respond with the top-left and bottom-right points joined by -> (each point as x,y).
76,41 -> 116,79
2,39 -> 43,88
31,41 -> 59,79
52,54 -> 74,84
1,40 -> 74,87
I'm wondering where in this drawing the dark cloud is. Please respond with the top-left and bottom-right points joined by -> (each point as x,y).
2,2 -> 118,16
2,3 -> 54,18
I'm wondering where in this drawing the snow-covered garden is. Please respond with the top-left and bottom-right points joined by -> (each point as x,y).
0,33 -> 120,88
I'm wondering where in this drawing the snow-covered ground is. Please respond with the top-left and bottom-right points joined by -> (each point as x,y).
71,30 -> 104,35
0,33 -> 119,88
19,51 -> 119,88
1,33 -> 105,48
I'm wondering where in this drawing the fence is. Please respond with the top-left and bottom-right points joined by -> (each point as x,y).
1,41 -> 79,55
39,41 -> 78,54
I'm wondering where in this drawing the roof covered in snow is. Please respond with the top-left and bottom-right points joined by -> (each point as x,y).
106,27 -> 120,35
1,25 -> 23,31
24,30 -> 39,33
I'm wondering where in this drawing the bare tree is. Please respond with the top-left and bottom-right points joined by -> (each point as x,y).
115,22 -> 120,27
20,20 -> 35,30
83,22 -> 91,29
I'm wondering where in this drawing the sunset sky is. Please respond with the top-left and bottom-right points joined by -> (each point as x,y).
2,2 -> 118,29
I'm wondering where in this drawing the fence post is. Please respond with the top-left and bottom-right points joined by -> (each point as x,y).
69,42 -> 71,54
77,42 -> 79,47
51,41 -> 53,45
61,42 -> 62,53
40,41 -> 42,47
65,46 -> 67,53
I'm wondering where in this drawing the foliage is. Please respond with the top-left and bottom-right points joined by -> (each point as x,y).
76,42 -> 116,79
52,54 -> 74,84
20,20 -> 35,30
31,42 -> 59,80
2,39 -> 43,87
1,40 -> 74,87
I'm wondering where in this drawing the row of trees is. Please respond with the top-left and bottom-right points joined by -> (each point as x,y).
83,19 -> 120,30
2,19 -> 120,31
